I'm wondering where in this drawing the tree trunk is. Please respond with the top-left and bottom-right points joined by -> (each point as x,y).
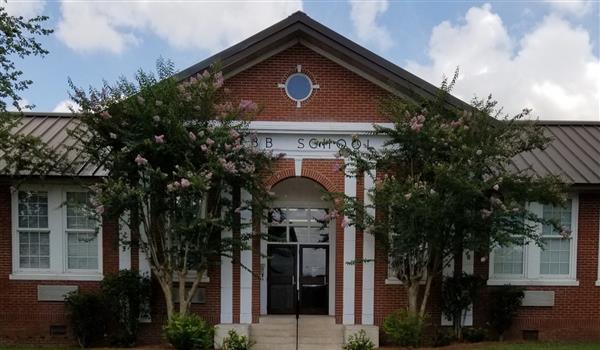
157,275 -> 174,320
178,272 -> 188,315
407,281 -> 420,314
419,274 -> 434,318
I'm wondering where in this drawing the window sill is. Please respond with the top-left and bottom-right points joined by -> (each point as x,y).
594,280 -> 600,287
487,279 -> 579,286
10,273 -> 104,281
385,278 -> 402,285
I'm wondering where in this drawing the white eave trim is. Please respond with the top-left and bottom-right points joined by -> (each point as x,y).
249,121 -> 393,134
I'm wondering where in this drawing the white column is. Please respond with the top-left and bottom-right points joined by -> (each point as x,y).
221,193 -> 233,324
343,163 -> 357,325
118,212 -> 132,270
361,170 -> 375,325
239,190 -> 253,324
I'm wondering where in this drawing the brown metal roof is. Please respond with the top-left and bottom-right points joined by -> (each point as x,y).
4,115 -> 600,185
0,113 -> 106,177
511,121 -> 600,185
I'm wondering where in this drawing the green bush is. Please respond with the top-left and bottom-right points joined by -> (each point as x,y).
462,327 -> 488,343
441,273 -> 484,339
432,328 -> 455,347
101,270 -> 151,346
164,313 -> 215,350
489,286 -> 524,340
221,329 -> 255,350
382,309 -> 427,347
64,291 -> 106,348
343,329 -> 375,350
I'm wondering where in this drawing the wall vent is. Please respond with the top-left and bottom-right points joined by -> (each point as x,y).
522,329 -> 539,341
49,325 -> 67,336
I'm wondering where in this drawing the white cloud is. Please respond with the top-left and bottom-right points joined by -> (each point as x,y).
545,0 -> 592,17
406,4 -> 600,120
52,99 -> 79,113
56,1 -> 303,54
3,0 -> 46,17
349,0 -> 393,51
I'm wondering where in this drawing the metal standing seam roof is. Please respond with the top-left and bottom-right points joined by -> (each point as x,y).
0,112 -> 107,177
511,121 -> 600,185
3,114 -> 600,185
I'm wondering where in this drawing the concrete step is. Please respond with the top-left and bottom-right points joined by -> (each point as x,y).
299,344 -> 343,350
259,315 -> 296,324
254,344 -> 296,350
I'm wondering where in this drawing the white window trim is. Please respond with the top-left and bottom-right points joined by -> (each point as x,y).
11,185 -> 103,281
488,193 -> 579,286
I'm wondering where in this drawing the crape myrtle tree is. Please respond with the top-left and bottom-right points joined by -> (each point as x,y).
333,75 -> 567,319
68,59 -> 277,318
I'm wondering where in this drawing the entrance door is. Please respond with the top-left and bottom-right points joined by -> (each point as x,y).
267,245 -> 297,314
299,245 -> 329,314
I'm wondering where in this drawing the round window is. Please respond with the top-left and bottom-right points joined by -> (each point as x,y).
285,73 -> 314,102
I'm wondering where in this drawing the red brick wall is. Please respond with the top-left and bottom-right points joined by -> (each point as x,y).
472,192 -> 600,341
224,44 -> 390,123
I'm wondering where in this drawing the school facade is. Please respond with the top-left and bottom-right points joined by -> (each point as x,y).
1,11 -> 599,347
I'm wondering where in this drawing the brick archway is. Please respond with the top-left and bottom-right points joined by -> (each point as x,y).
266,168 -> 336,193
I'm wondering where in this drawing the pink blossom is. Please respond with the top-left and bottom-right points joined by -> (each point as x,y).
200,144 -> 208,152
341,217 -> 349,228
155,100 -> 163,107
100,111 -> 111,119
229,129 -> 240,139
493,184 -> 499,191
206,138 -> 215,146
239,99 -> 258,112
223,161 -> 237,173
476,149 -> 482,155
180,178 -> 191,188
480,256 -> 487,262
404,193 -> 412,200
95,205 -> 105,215
135,154 -> 148,166
153,115 -> 161,122
154,135 -> 165,144
109,132 -> 117,139
205,172 -> 213,180
480,209 -> 492,219
9,186 -> 17,194
167,183 -> 175,192
450,119 -> 463,127
189,132 -> 197,141
214,71 -> 224,88
202,70 -> 210,79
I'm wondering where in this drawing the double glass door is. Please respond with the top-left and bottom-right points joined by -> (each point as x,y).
267,244 -> 329,315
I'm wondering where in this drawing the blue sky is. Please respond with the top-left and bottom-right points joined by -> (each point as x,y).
5,0 -> 599,120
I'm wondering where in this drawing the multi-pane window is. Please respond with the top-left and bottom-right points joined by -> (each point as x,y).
66,192 -> 98,270
540,200 -> 572,275
489,197 -> 577,284
267,208 -> 330,243
493,245 -> 524,275
13,187 -> 101,278
17,191 -> 50,269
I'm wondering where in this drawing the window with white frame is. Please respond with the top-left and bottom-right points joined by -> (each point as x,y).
489,195 -> 578,285
12,186 -> 102,280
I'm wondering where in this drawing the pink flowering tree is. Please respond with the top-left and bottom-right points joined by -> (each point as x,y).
68,59 -> 275,319
333,75 -> 566,323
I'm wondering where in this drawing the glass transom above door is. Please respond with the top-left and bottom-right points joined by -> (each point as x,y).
268,208 -> 330,243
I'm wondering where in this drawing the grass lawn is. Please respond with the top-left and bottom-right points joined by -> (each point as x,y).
382,342 -> 600,350
483,343 -> 600,350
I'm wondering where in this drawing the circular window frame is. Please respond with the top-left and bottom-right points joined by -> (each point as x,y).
284,73 -> 314,103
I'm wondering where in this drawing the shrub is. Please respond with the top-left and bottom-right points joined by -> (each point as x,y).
101,270 -> 151,346
343,329 -> 375,350
462,327 -> 488,343
221,329 -> 255,350
441,273 -> 484,339
64,291 -> 106,348
432,328 -> 455,347
164,313 -> 215,350
382,309 -> 427,347
489,286 -> 524,340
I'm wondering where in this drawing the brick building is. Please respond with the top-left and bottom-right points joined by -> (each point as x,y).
1,12 -> 599,347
